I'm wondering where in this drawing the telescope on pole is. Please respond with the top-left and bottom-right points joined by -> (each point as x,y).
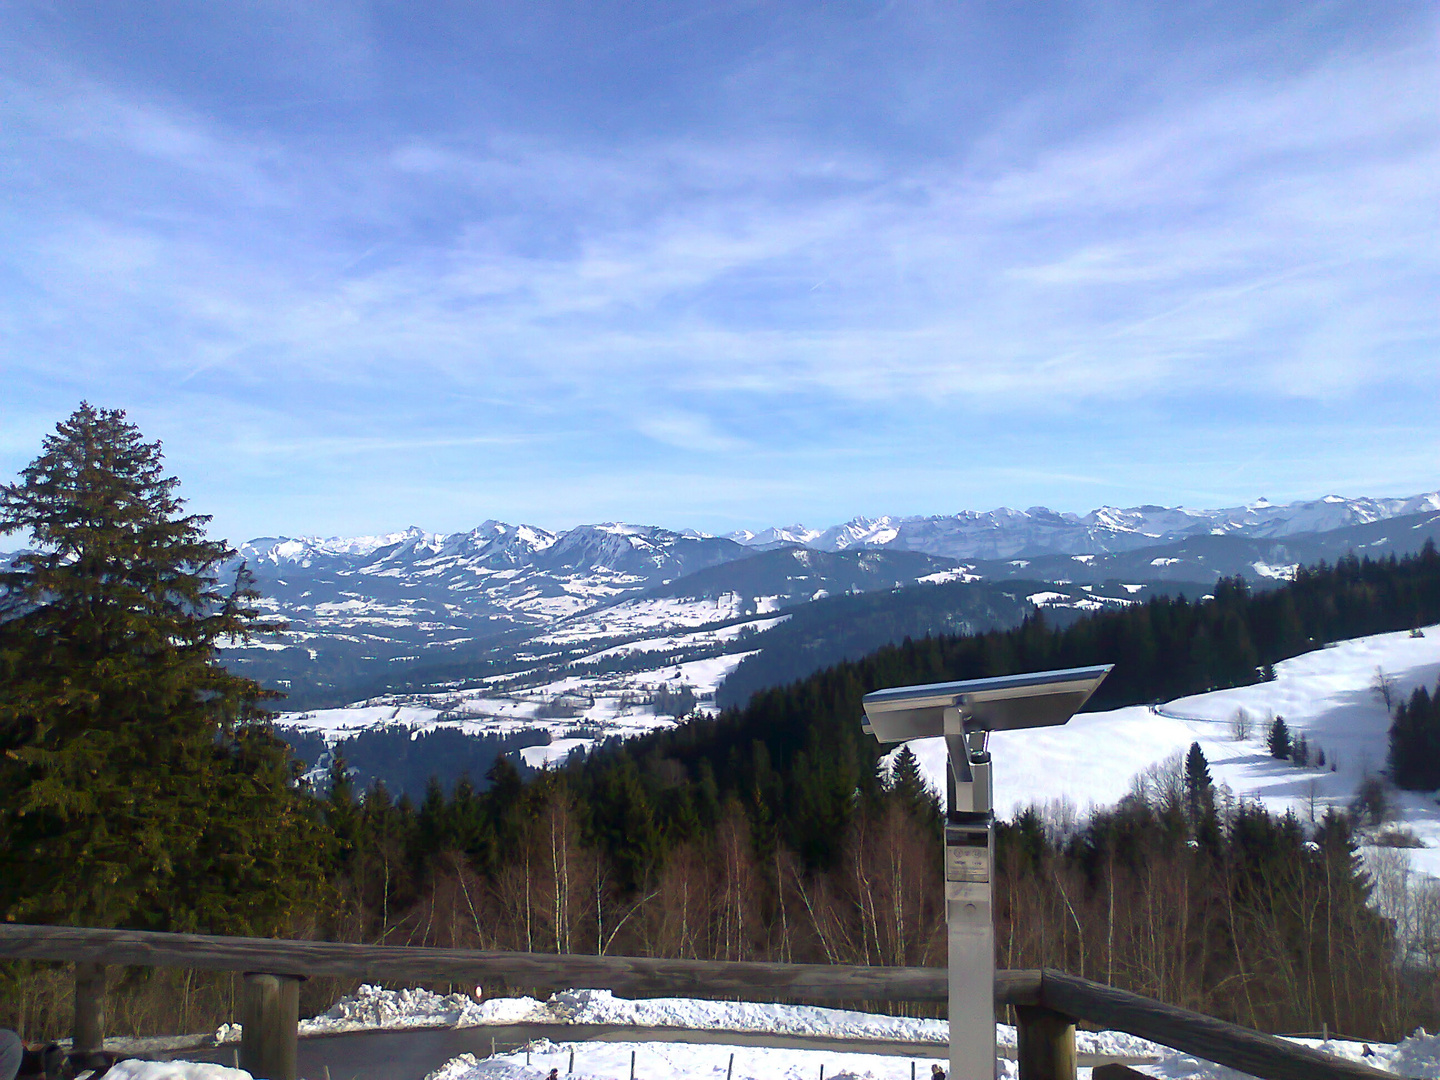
861,665 -> 1112,1080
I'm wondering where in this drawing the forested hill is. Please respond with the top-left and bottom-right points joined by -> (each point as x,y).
568,544 -> 1440,869
713,577 -> 1206,709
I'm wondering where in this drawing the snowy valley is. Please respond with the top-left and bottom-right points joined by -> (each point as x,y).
196,493 -> 1440,796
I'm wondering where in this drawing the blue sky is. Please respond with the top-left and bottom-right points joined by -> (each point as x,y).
2,2 -> 1437,543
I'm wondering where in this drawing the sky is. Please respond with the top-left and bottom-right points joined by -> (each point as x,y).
1,1 -> 1437,544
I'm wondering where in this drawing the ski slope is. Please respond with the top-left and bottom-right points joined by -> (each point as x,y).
899,623 -> 1440,874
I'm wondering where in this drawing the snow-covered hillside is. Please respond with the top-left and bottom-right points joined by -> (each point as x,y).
899,623 -> 1440,874
273,606 -> 780,769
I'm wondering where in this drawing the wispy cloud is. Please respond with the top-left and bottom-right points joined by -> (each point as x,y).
634,411 -> 750,454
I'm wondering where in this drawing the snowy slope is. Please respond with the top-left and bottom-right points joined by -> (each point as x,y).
273,609 -> 776,769
898,624 -> 1440,874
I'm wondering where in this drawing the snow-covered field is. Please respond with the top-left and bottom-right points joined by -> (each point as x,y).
534,598 -> 787,648
277,643 -> 754,756
199,985 -> 1440,1079
433,1030 -> 1440,1080
898,623 -> 1440,875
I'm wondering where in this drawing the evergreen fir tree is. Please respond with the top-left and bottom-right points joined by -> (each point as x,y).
1267,716 -> 1292,760
888,744 -> 937,820
323,753 -> 361,871
0,404 -> 331,933
1183,741 -> 1214,820
1291,733 -> 1310,767
1389,683 -> 1440,791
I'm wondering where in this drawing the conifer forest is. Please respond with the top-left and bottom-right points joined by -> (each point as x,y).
4,407 -> 1440,1044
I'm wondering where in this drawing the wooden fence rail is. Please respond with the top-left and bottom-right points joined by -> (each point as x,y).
0,925 -> 1388,1080
0,923 -> 966,1003
1034,969 -> 1386,1080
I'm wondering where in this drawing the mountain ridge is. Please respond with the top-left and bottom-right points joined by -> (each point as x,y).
239,490 -> 1440,569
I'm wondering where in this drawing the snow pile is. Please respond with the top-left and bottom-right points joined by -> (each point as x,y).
426,1055 -> 514,1080
1062,1027 -> 1165,1060
103,1062 -> 250,1080
291,985 -> 949,1041
1266,1028 -> 1440,1079
302,984 -> 487,1032
1387,1028 -> 1440,1078
217,986 -> 551,1042
300,985 -> 550,1035
297,984 -> 1162,1053
548,989 -> 947,1042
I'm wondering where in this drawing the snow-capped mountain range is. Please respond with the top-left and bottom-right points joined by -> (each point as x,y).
724,492 -> 1440,558
245,491 -> 1440,571
214,490 -> 1440,710
240,521 -> 718,572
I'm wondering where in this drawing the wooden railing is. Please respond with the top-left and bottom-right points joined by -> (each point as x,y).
0,924 -> 1387,1080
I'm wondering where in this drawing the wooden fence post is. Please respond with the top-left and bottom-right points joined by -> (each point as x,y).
72,962 -> 106,1052
1015,1005 -> 1076,1080
239,973 -> 299,1080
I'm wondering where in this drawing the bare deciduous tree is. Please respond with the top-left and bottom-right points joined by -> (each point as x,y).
1372,667 -> 1398,712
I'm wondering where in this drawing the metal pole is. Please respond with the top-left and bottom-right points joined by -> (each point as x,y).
946,716 -> 995,1080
